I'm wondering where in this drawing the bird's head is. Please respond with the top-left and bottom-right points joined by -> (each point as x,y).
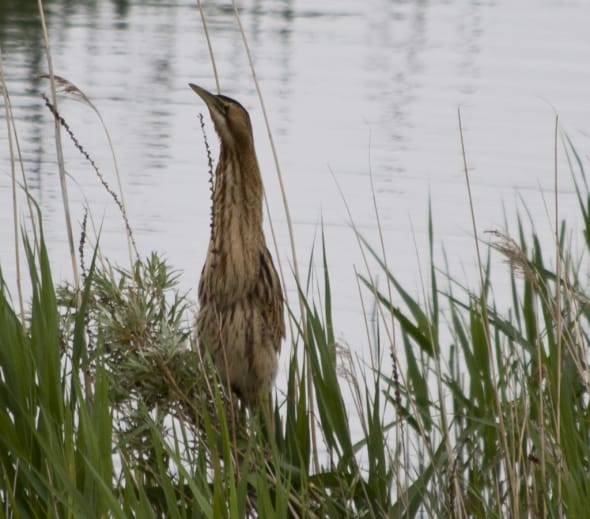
189,83 -> 254,150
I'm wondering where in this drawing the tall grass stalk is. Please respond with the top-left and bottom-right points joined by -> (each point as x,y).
36,0 -> 81,302
553,115 -> 563,518
0,48 -> 25,325
0,53 -> 40,257
195,0 -> 220,94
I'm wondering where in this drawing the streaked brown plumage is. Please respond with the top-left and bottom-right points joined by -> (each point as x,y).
191,83 -> 284,406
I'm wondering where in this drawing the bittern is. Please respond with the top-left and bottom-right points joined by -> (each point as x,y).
191,83 -> 285,406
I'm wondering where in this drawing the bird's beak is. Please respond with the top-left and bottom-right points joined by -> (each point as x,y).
189,83 -> 226,117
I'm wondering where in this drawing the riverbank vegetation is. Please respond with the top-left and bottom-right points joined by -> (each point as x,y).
1,2 -> 589,518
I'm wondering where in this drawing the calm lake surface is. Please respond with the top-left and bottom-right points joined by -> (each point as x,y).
1,0 -> 590,364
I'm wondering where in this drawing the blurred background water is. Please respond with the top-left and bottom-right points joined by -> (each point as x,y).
1,0 -> 589,362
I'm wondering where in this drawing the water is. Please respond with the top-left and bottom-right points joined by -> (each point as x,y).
1,0 -> 590,362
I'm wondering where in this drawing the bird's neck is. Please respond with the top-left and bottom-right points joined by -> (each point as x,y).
210,145 -> 265,256
200,143 -> 268,303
